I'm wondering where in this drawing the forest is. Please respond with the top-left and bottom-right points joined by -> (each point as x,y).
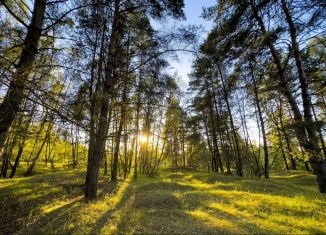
0,0 -> 326,234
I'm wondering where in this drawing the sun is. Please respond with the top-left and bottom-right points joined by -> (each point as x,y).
139,134 -> 148,144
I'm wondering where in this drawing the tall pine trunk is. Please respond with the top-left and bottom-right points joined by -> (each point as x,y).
252,2 -> 326,192
281,0 -> 326,192
85,0 -> 122,200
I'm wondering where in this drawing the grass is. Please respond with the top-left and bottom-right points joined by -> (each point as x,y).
0,168 -> 326,234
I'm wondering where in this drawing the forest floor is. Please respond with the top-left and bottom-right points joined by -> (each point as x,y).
0,167 -> 326,234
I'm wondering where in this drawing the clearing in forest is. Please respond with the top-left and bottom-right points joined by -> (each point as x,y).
0,169 -> 325,234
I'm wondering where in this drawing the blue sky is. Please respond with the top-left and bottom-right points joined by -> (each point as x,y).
182,0 -> 215,28
168,0 -> 215,91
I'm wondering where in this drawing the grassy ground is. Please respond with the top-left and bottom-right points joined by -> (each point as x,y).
0,168 -> 326,234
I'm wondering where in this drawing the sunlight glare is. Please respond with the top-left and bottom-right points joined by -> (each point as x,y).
139,134 -> 148,144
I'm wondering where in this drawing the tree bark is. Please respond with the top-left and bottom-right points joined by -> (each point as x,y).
111,78 -> 128,181
252,1 -> 326,192
278,100 -> 297,170
281,0 -> 326,191
203,112 -> 216,172
86,22 -> 105,185
111,112 -> 123,181
218,65 -> 243,176
249,63 -> 269,178
10,103 -> 36,178
24,120 -> 54,177
312,104 -> 326,160
85,0 -> 122,200
0,0 -> 46,151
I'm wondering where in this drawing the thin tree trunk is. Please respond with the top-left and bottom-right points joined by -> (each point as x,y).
134,102 -> 140,179
205,80 -> 223,172
278,100 -> 297,170
237,94 -> 261,176
24,121 -> 54,176
111,113 -> 123,181
128,136 -> 135,173
1,149 -> 10,178
280,136 -> 290,171
149,138 -> 166,176
250,63 -> 269,178
218,97 -> 233,175
218,65 -> 243,176
112,77 -> 128,181
203,112 -> 216,172
123,120 -> 129,179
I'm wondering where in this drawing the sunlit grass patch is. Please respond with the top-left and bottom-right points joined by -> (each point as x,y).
1,168 -> 326,234
187,209 -> 246,233
209,202 -> 251,218
0,170 -> 134,234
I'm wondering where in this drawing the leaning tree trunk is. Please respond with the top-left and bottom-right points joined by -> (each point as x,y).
312,105 -> 326,159
281,0 -> 326,192
0,0 -> 46,151
10,102 -> 36,178
252,2 -> 326,192
24,120 -> 54,177
280,137 -> 290,171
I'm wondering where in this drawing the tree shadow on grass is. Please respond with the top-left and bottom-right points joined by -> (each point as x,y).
118,208 -> 236,234
184,172 -> 324,198
87,177 -> 200,234
115,191 -> 216,234
0,171 -> 118,234
20,197 -> 84,234
1,188 -> 82,233
2,170 -> 325,234
112,170 -> 326,234
138,181 -> 196,192
115,184 -> 260,234
203,206 -> 269,234
89,179 -> 134,234
111,176 -> 253,234
19,177 -> 128,234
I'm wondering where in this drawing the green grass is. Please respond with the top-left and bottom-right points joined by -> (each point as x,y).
0,169 -> 326,234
